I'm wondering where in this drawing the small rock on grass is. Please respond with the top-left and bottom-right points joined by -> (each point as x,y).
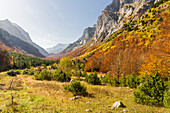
86,101 -> 91,104
70,96 -> 82,100
85,109 -> 92,112
122,109 -> 128,112
112,101 -> 126,110
70,79 -> 75,83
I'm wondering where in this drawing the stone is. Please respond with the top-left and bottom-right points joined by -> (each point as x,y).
118,87 -> 122,89
14,71 -> 20,74
70,79 -> 75,83
112,101 -> 126,109
86,101 -> 91,104
85,109 -> 92,112
70,96 -> 82,100
122,109 -> 128,112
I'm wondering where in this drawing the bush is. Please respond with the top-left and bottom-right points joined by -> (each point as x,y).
63,80 -> 87,96
7,70 -> 16,76
22,68 -> 34,75
51,63 -> 57,69
126,74 -> 139,88
42,64 -> 47,69
34,70 -> 52,81
134,73 -> 166,106
82,70 -> 87,77
72,70 -> 87,77
85,72 -> 101,85
110,77 -> 120,87
101,73 -> 111,84
53,69 -> 71,82
101,73 -> 120,86
120,75 -> 126,87
163,78 -> 170,108
72,70 -> 82,77
34,69 -> 71,82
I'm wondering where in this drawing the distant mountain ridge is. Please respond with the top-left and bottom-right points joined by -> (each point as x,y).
0,19 -> 49,56
46,43 -> 69,54
61,25 -> 96,54
0,28 -> 44,57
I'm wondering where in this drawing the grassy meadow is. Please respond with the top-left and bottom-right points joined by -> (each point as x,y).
0,70 -> 169,113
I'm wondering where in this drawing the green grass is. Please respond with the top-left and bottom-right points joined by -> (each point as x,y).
0,72 -> 169,113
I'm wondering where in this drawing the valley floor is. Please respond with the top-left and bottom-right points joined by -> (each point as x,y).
0,72 -> 169,113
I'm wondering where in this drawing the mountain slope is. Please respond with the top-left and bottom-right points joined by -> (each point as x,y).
47,25 -> 96,59
83,0 -> 170,76
0,28 -> 44,57
0,19 -> 49,56
61,25 -> 96,53
48,0 -> 170,77
94,0 -> 156,43
46,43 -> 69,54
48,0 -> 156,60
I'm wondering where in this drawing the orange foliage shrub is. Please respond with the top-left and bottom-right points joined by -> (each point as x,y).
37,66 -> 42,72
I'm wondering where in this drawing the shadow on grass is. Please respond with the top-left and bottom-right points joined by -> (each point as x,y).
86,93 -> 95,98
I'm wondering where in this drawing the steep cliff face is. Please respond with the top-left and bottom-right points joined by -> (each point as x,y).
0,19 -> 49,56
94,0 -> 155,42
62,25 -> 96,53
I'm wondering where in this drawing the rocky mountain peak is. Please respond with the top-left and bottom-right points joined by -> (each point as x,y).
2,19 -> 11,24
94,0 -> 155,43
104,0 -> 120,12
61,25 -> 96,53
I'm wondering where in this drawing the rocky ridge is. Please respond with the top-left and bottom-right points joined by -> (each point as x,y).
0,19 -> 49,56
0,28 -> 44,57
62,25 -> 96,53
46,43 -> 69,54
93,0 -> 155,43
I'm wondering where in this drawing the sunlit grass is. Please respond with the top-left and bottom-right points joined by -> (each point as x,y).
0,72 -> 169,113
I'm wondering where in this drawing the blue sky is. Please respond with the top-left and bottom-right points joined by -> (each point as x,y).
0,0 -> 112,48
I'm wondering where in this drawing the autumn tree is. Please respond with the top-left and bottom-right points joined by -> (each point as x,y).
59,57 -> 72,73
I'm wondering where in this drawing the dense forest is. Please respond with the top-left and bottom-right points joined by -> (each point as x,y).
8,51 -> 57,69
0,47 -> 57,71
0,48 -> 11,71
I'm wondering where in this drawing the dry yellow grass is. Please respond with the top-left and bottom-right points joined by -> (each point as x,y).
0,72 -> 169,113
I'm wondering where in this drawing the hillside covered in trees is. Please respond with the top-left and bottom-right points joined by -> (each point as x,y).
48,0 -> 170,80
0,0 -> 169,112
0,47 -> 56,71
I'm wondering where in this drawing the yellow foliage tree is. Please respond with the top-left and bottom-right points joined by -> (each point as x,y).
140,54 -> 170,79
